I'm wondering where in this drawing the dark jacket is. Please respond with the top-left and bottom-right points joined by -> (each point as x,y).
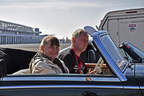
59,49 -> 88,74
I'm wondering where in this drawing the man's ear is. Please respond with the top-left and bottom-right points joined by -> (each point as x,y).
40,45 -> 44,52
72,37 -> 75,43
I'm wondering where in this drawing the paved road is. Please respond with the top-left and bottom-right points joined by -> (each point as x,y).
0,44 -> 40,52
0,43 -> 70,52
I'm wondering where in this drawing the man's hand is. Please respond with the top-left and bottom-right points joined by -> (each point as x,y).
88,68 -> 97,74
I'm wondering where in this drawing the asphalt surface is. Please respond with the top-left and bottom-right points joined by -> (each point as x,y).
0,43 -> 70,52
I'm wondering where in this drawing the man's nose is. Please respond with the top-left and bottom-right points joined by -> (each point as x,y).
54,47 -> 59,51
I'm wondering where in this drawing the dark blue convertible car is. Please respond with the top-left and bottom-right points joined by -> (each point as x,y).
0,26 -> 143,96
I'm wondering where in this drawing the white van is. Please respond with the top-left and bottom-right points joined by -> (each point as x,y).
99,8 -> 144,52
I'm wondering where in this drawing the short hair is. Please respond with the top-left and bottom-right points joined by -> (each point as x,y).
40,35 -> 59,47
72,29 -> 88,38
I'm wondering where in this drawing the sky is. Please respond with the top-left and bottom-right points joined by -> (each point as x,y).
0,0 -> 144,39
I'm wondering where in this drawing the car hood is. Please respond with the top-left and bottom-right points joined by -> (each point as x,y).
126,63 -> 144,78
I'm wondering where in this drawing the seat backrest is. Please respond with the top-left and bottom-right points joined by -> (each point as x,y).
0,50 -> 8,77
88,49 -> 97,63
0,48 -> 36,74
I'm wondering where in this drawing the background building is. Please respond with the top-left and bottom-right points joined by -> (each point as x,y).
0,20 -> 44,44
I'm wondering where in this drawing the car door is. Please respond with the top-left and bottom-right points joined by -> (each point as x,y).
0,74 -> 140,96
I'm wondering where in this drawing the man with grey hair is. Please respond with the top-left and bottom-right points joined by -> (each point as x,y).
59,29 -> 89,74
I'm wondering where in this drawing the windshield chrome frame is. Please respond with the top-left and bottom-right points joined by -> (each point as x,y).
91,31 -> 127,81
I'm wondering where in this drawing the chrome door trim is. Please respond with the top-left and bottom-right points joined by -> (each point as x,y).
0,85 -> 140,90
140,86 -> 144,89
2,76 -> 120,82
124,86 -> 140,89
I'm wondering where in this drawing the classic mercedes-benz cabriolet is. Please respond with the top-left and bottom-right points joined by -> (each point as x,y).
0,26 -> 143,96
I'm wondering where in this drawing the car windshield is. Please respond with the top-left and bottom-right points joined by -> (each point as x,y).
119,48 -> 133,62
100,35 -> 128,72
